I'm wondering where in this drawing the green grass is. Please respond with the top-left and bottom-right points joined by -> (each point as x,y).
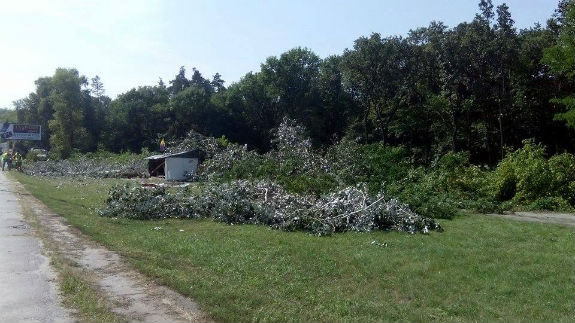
53,258 -> 127,323
12,173 -> 575,322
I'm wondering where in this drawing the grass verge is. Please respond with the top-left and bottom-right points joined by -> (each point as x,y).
11,173 -> 575,322
50,256 -> 127,323
13,176 -> 127,323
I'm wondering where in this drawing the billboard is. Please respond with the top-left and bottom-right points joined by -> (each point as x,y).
0,123 -> 41,141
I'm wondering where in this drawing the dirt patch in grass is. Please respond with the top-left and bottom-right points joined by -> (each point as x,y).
484,211 -> 575,226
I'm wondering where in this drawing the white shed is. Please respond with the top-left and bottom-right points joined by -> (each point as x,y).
146,150 -> 206,181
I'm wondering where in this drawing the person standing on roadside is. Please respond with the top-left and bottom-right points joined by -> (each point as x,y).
13,151 -> 22,172
4,151 -> 12,171
1,150 -> 8,171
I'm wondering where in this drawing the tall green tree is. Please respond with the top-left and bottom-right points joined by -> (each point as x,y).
316,55 -> 357,144
168,66 -> 191,96
494,3 -> 518,157
342,34 -> 412,143
166,85 -> 211,138
87,75 -> 111,150
259,47 -> 324,144
105,85 -> 169,153
542,0 -> 575,128
48,68 -> 89,158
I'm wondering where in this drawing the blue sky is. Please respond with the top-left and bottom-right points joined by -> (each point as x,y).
0,0 -> 559,109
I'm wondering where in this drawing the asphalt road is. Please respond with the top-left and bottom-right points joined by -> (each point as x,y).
0,172 -> 71,323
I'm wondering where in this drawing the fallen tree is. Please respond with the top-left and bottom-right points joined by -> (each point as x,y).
99,180 -> 442,235
23,156 -> 147,178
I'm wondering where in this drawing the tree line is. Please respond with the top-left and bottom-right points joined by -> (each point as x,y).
12,0 -> 574,164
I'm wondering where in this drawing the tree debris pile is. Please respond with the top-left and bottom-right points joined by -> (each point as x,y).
268,118 -> 332,174
164,118 -> 332,182
99,185 -> 193,220
166,130 -> 223,158
165,129 -> 258,180
23,156 -> 147,178
99,180 -> 442,235
93,118 -> 443,235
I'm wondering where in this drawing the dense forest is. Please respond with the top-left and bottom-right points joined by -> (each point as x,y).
10,0 -> 574,164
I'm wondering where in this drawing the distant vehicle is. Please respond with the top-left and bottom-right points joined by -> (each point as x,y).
29,148 -> 48,161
